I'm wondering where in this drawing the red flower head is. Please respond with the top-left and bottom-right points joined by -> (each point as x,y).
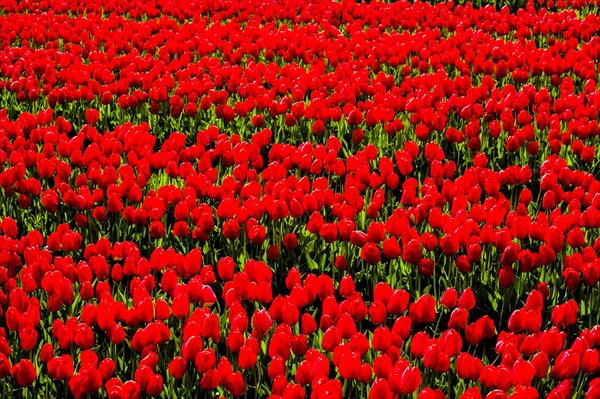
440,288 -> 458,308
0,354 -> 10,379
369,378 -> 392,399
361,243 -> 381,265
225,371 -> 245,397
252,310 -> 273,339
11,359 -> 36,387
550,350 -> 580,380
512,358 -> 535,386
402,239 -> 423,264
168,357 -> 187,379
145,373 -> 163,396
388,365 -> 421,395
551,300 -> 578,328
48,355 -> 74,380
238,346 -> 257,370
409,294 -> 436,325
456,352 -> 483,381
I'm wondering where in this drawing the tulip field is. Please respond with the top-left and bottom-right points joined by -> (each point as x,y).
2,0 -> 600,397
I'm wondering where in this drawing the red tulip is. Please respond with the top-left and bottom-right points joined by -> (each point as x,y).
512,358 -> 535,386
238,346 -> 257,370
389,365 -> 421,395
11,359 -> 36,387
402,239 -> 423,264
369,378 -> 392,399
48,355 -> 74,380
195,349 -> 216,374
200,369 -> 220,390
551,300 -> 578,328
382,237 -> 401,259
409,294 -> 436,325
550,350 -> 580,380
361,243 -> 381,265
99,359 -> 115,381
531,351 -> 549,379
547,379 -> 572,399
440,288 -> 458,308
456,352 -> 483,381
588,378 -> 600,399
350,332 -> 370,357
225,371 -> 245,397
145,374 -> 163,396
440,329 -> 462,358
369,301 -> 387,325
581,349 -> 599,374
168,357 -> 187,379
338,351 -> 361,380
322,327 -> 341,352
540,327 -> 566,358
0,354 -> 10,379
448,308 -> 469,330
387,289 -> 410,314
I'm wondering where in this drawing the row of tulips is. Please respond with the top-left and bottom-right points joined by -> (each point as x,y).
1,0 -> 600,161
0,219 -> 600,398
2,109 -> 600,298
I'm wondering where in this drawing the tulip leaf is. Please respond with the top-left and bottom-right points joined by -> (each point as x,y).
319,253 -> 327,270
305,252 -> 319,271
486,288 -> 500,312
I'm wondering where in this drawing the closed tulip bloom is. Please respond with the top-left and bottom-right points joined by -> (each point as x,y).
540,327 -> 566,358
369,301 -> 388,325
98,359 -> 115,381
369,378 -> 392,399
410,332 -> 430,358
440,329 -> 462,358
456,352 -> 483,381
423,342 -> 443,370
409,294 -> 436,325
551,300 -> 578,328
458,288 -> 476,310
418,388 -> 447,399
512,358 -> 535,386
519,334 -> 540,356
389,366 -> 421,395
440,288 -> 458,308
40,343 -> 54,363
387,289 -> 410,314
74,324 -> 95,349
225,371 -> 245,397
550,350 -> 580,380
581,349 -> 599,374
11,359 -> 36,387
199,369 -> 219,390
588,378 -> 600,399
0,354 -> 10,379
491,365 -> 513,392
361,243 -> 381,265
338,351 -> 361,380
238,346 -> 257,370
168,357 -> 186,379
402,239 -> 423,264
144,374 -> 163,396
18,327 -> 37,351
195,348 -> 216,374
382,237 -> 401,259
48,355 -> 74,380
547,379 -> 572,399
322,327 -> 341,352
530,351 -> 549,379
